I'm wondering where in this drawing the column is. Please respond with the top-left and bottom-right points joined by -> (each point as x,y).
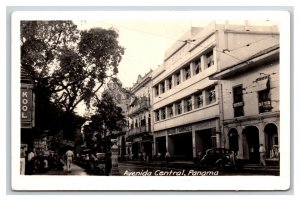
158,83 -> 162,95
172,74 -> 176,87
201,55 -> 205,71
192,128 -> 196,158
202,88 -> 207,106
167,135 -> 174,156
181,100 -> 185,114
191,95 -> 195,110
258,122 -> 265,145
216,119 -> 221,148
237,126 -> 244,159
180,69 -> 184,84
190,61 -> 195,76
110,139 -> 120,175
153,135 -> 156,156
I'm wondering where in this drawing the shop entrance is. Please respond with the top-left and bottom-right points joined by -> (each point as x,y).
243,126 -> 260,163
156,136 -> 166,159
132,142 -> 139,160
142,141 -> 152,160
264,123 -> 279,158
170,132 -> 193,160
195,129 -> 213,153
228,128 -> 239,154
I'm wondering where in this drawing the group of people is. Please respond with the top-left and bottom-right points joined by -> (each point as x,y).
19,147 -> 74,175
22,149 -> 51,175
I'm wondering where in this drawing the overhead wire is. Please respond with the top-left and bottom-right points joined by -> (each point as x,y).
93,20 -> 278,64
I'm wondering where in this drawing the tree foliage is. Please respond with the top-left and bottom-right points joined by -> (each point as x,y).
21,21 -> 125,113
81,90 -> 126,151
20,21 -> 125,139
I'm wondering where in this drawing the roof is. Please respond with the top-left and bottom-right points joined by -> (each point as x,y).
210,44 -> 279,80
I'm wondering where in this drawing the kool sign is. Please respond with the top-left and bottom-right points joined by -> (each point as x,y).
21,88 -> 32,122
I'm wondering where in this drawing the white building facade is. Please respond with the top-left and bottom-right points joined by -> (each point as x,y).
210,44 -> 280,163
152,21 -> 279,161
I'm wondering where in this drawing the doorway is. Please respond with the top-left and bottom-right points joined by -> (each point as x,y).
243,126 -> 260,163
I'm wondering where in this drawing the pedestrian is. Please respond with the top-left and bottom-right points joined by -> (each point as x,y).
65,148 -> 74,173
27,149 -> 35,174
43,156 -> 49,172
165,151 -> 170,167
197,149 -> 203,164
20,145 -> 26,175
249,146 -> 254,162
259,144 -> 266,167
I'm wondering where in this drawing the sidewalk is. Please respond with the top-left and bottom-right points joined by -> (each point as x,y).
32,163 -> 88,176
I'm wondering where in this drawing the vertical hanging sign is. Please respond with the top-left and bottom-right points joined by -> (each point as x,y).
21,88 -> 33,128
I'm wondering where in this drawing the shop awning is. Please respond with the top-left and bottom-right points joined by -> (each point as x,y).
254,77 -> 269,91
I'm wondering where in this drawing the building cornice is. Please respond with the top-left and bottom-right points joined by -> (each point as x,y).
210,45 -> 279,80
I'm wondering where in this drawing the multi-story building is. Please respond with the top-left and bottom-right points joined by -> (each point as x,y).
126,70 -> 153,160
151,21 -> 279,160
105,79 -> 131,156
210,44 -> 280,163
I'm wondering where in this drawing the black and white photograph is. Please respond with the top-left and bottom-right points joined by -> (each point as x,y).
11,10 -> 291,191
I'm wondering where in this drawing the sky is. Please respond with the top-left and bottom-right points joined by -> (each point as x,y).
73,18 -> 279,116
75,18 -> 278,88
75,20 -> 212,87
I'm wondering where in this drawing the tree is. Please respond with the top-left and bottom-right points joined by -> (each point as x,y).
20,21 -> 125,139
82,90 -> 126,152
21,21 -> 124,114
91,91 -> 126,135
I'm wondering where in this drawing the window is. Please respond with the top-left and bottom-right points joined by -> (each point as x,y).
195,92 -> 203,108
206,51 -> 214,68
175,71 -> 181,85
194,59 -> 201,74
161,108 -> 166,120
184,97 -> 192,112
160,82 -> 165,94
155,110 -> 160,121
207,87 -> 216,104
184,66 -> 191,80
258,89 -> 272,113
233,85 -> 244,117
154,85 -> 159,97
141,118 -> 146,126
167,77 -> 172,90
167,105 -> 173,118
175,101 -> 182,115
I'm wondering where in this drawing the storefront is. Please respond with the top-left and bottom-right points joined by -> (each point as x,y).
153,117 -> 220,160
224,112 -> 280,162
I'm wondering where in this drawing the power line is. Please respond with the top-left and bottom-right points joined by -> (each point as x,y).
95,20 -> 278,63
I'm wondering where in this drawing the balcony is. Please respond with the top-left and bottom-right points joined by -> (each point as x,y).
128,125 -> 150,136
128,97 -> 150,117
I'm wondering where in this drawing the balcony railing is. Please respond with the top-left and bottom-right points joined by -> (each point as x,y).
128,97 -> 150,116
128,125 -> 150,136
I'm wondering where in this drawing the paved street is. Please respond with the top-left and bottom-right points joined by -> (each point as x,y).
33,163 -> 89,176
31,160 -> 279,176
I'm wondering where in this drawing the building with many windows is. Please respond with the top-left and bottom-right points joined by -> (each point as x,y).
210,44 -> 280,163
126,70 -> 153,160
151,21 -> 279,160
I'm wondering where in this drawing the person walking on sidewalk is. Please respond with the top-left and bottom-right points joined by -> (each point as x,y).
65,149 -> 74,173
165,151 -> 170,167
259,144 -> 266,167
